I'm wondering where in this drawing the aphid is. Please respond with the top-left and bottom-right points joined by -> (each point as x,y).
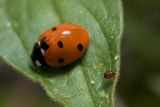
104,71 -> 115,79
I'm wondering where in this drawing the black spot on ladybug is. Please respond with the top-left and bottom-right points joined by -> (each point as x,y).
57,58 -> 64,63
52,27 -> 56,31
58,41 -> 63,48
77,44 -> 83,51
40,37 -> 49,50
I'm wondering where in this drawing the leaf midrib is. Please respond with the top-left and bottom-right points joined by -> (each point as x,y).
51,1 -> 96,106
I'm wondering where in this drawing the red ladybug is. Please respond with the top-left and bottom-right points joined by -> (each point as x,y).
104,71 -> 116,79
31,23 -> 90,67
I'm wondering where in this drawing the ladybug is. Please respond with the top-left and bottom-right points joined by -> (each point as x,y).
104,71 -> 116,79
31,23 -> 90,67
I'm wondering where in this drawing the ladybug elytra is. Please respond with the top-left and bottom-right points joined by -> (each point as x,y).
31,23 -> 90,67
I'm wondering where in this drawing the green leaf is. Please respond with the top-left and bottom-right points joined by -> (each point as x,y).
0,0 -> 123,106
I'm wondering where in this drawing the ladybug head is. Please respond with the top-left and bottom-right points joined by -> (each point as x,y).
31,37 -> 49,67
31,42 -> 48,67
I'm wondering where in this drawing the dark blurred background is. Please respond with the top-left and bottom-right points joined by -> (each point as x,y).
117,0 -> 160,107
0,0 -> 160,107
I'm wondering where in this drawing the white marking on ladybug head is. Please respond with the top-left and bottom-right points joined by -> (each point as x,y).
35,60 -> 42,67
38,41 -> 44,55
41,49 -> 44,55
62,31 -> 70,35
38,41 -> 40,46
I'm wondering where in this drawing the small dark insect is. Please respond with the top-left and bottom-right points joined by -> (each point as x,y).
104,71 -> 116,79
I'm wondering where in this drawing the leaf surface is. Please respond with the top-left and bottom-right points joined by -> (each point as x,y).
0,0 -> 123,106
